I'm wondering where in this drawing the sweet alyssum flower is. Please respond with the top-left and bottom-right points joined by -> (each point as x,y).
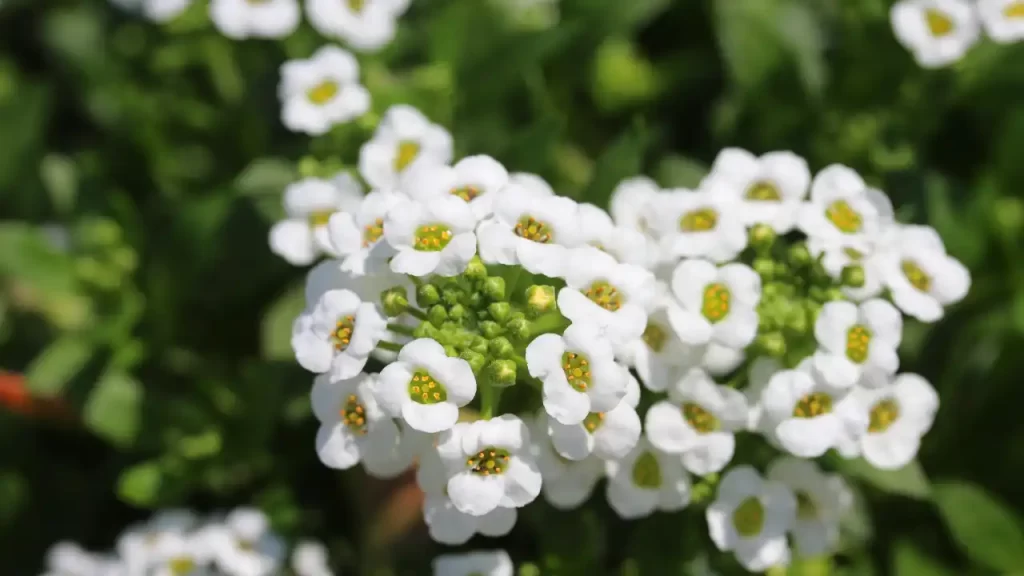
359,105 -> 453,191
766,457 -> 853,557
279,46 -> 371,136
310,372 -> 399,471
292,289 -> 387,379
608,175 -> 661,238
291,541 -> 335,576
620,290 -> 705,392
147,532 -> 214,576
326,190 -> 401,274
878,224 -> 970,323
306,0 -> 411,53
978,0 -> 1024,43
605,435 -> 691,520
576,203 -> 653,267
116,510 -> 198,575
432,550 -> 514,576
207,508 -> 286,576
706,465 -> 796,572
403,155 -> 510,220
703,148 -> 811,233
798,164 -> 893,251
891,0 -> 980,68
529,412 -> 605,509
813,298 -> 903,389
477,186 -> 582,277
650,186 -> 748,263
645,368 -> 749,475
110,0 -> 193,22
383,196 -> 478,277
547,373 -> 642,461
269,174 -> 364,266
809,237 -> 886,301
668,259 -> 761,349
210,0 -> 301,40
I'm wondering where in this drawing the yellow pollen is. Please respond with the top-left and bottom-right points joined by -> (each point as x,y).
339,393 -> 369,435
584,280 -> 623,312
362,218 -> 384,247
168,557 -> 196,575
901,260 -> 931,292
1004,1 -> 1024,19
869,398 -> 900,433
333,315 -> 355,351
413,223 -> 453,252
308,210 -> 335,228
347,0 -> 365,11
631,451 -> 662,489
792,392 -> 833,418
562,351 -> 591,392
307,81 -> 339,105
701,283 -> 731,323
408,370 -> 447,404
679,207 -> 718,232
468,447 -> 511,476
514,215 -> 554,243
642,323 -> 668,352
826,199 -> 863,233
746,181 -> 781,201
451,185 -> 481,202
394,141 -> 420,172
733,497 -> 765,537
925,8 -> 955,36
583,412 -> 605,433
682,402 -> 720,434
846,324 -> 872,363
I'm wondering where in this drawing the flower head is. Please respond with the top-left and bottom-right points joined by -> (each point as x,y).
383,196 -> 478,277
432,550 -> 514,576
649,186 -> 748,263
604,436 -> 691,519
270,175 -> 365,266
798,164 -> 893,250
576,203 -> 656,267
207,509 -> 286,576
891,0 -> 980,68
978,0 -> 1024,42
311,372 -> 400,470
291,541 -> 335,576
306,0 -> 411,52
477,187 -> 582,277
703,148 -> 811,233
668,259 -> 761,349
547,374 -> 642,461
326,190 -> 402,274
813,299 -> 903,389
359,105 -> 453,191
528,412 -> 604,509
279,46 -> 370,136
211,0 -> 300,39
292,289 -> 387,379
706,465 -> 796,572
879,224 -> 970,323
620,289 -> 705,393
766,457 -> 853,557
403,155 -> 510,220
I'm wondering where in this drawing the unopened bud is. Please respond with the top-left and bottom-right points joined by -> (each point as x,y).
489,337 -> 515,358
448,304 -> 467,321
416,284 -> 440,307
785,307 -> 809,334
841,264 -> 866,288
506,317 -> 531,340
480,321 -> 504,339
526,285 -> 557,316
824,287 -> 845,301
748,224 -> 776,251
380,287 -> 409,317
488,302 -> 511,323
428,304 -> 448,326
753,258 -> 775,280
487,359 -> 518,387
787,244 -> 812,267
470,336 -> 489,355
460,350 -> 487,374
413,322 -> 439,340
442,289 -> 461,306
465,256 -> 487,280
483,277 -> 506,301
444,345 -> 459,357
756,332 -> 787,358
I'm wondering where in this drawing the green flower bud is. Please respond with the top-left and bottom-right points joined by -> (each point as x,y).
413,322 -> 439,340
112,247 -> 138,273
442,289 -> 462,306
840,264 -> 866,288
470,336 -> 489,355
428,304 -> 448,326
807,286 -> 827,302
773,261 -> 790,278
824,287 -> 845,301
467,291 -> 483,309
756,332 -> 787,358
489,337 -> 515,358
506,317 -> 531,341
480,321 -> 504,339
449,304 -> 467,321
444,345 -> 459,358
450,328 -> 475,349
416,284 -> 440,307
380,287 -> 409,317
787,244 -> 812,268
460,350 -> 487,374
526,285 -> 557,317
488,302 -> 511,323
465,256 -> 487,280
748,224 -> 776,252
487,359 -> 518,388
753,258 -> 775,280
482,277 -> 506,301
785,307 -> 809,334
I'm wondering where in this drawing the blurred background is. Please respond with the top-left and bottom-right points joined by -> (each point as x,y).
2,0 -> 1024,574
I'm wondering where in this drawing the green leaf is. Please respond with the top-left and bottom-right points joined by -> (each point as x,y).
893,541 -> 955,576
84,370 -> 142,448
837,458 -> 932,500
261,283 -> 307,361
713,0 -> 785,89
234,157 -> 297,197
655,154 -> 708,188
117,460 -> 163,507
581,121 -> 652,209
39,154 -> 78,216
24,335 -> 94,397
933,481 -> 1024,572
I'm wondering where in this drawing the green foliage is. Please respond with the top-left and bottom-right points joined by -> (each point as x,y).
933,482 -> 1024,572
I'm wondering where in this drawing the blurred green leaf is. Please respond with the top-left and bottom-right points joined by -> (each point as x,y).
0,470 -> 25,526
933,481 -> 1024,572
582,121 -> 652,208
261,283 -> 306,361
117,460 -> 163,507
39,154 -> 78,216
893,541 -> 955,576
235,157 -> 297,197
84,370 -> 142,448
24,335 -> 94,397
655,154 -> 708,189
837,458 -> 932,500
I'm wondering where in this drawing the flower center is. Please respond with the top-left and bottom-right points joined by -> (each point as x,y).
746,181 -> 781,201
925,8 -> 955,36
1005,1 -> 1024,18
339,394 -> 368,435
846,324 -> 872,364
467,447 -> 511,476
308,210 -> 335,228
347,0 -> 365,12
869,398 -> 900,433
451,185 -> 481,202
514,215 -> 554,243
679,207 -> 718,232
584,280 -> 623,312
792,392 -> 833,418
562,352 -> 591,392
333,315 -> 355,351
408,370 -> 448,405
826,200 -> 863,233
169,557 -> 195,575
642,322 -> 667,352
796,491 -> 818,520
901,259 -> 931,292
701,283 -> 731,323
307,81 -> 339,105
733,497 -> 765,537
682,402 -> 720,433
583,412 -> 605,433
394,141 -> 420,172
362,218 -> 384,247
413,224 -> 453,252
631,451 -> 662,489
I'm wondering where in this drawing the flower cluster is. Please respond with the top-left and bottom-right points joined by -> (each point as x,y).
37,508 -> 334,576
891,0 -> 1024,68
276,103 -> 968,573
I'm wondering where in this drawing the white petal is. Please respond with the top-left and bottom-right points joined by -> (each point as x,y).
315,423 -> 360,469
402,402 -> 458,433
447,473 -> 504,516
270,220 -> 316,265
776,417 -> 841,458
644,401 -> 697,454
680,432 -> 735,475
500,457 -> 543,508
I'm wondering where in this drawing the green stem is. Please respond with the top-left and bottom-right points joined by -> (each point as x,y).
386,323 -> 415,336
376,340 -> 403,352
480,383 -> 495,419
528,311 -> 570,337
405,307 -> 429,322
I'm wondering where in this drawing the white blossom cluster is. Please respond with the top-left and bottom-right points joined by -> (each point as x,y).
891,0 -> 1024,68
38,508 -> 334,576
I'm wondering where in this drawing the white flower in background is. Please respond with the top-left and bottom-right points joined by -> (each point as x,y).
649,186 -> 747,263
703,148 -> 811,233
878,224 -> 970,323
576,203 -> 654,267
706,465 -> 796,572
291,541 -> 334,576
269,175 -> 364,266
609,176 -> 661,237
116,510 -> 198,575
363,420 -> 431,479
744,357 -> 784,432
838,374 -> 939,470
433,550 -> 514,576
279,46 -> 370,136
798,164 -> 893,251
766,457 -> 853,557
110,0 -> 194,22
557,246 -> 657,349
548,374 -> 642,461
813,299 -> 902,389
291,289 -> 387,379
645,368 -> 748,475
668,259 -> 761,349
808,239 -> 886,301
526,322 -> 629,425
605,436 -> 691,520
326,190 -> 401,274
304,255 -> 411,317
760,368 -> 868,458
42,542 -> 109,576
978,0 -> 1024,42
147,532 -> 215,576
210,0 -> 300,39
383,196 -> 478,277
207,509 -> 286,576
306,0 -> 411,53
310,372 -> 399,470
620,289 -> 705,393
403,155 -> 510,220
508,172 -> 555,196
359,105 -> 453,191
702,342 -> 747,377
437,415 -> 543,516
891,0 -> 980,68
477,187 -> 582,276
529,412 -> 604,509
374,338 -> 476,433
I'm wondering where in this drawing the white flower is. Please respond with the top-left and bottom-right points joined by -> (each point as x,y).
839,374 -> 939,470
278,46 -> 370,136
208,509 -> 286,576
547,374 -> 642,461
359,105 -> 453,191
111,0 -> 193,22
477,188 -> 582,277
557,247 -> 656,349
620,289 -> 705,393
576,203 -> 655,267
362,420 -> 430,478
423,494 -> 518,545
291,541 -> 334,576
403,155 -> 510,220
210,0 -> 300,39
760,368 -> 868,458
978,0 -> 1024,42
766,457 -> 853,557
808,239 -> 886,301
433,550 -> 514,576
798,164 -> 893,251
507,172 -> 555,196
526,322 -> 629,425
608,176 -> 661,236
649,186 -> 747,263
702,342 -> 747,377
374,338 -> 476,433
43,542 -> 108,576
703,148 -> 811,233
891,0 -> 980,68
604,436 -> 691,520
116,510 -> 198,575
383,196 -> 478,277
528,412 -> 604,509
668,259 -> 761,349
813,299 -> 902,389
306,0 -> 410,53
292,289 -> 387,379
706,465 -> 796,572
744,357 -> 784,432
326,190 -> 401,274
311,372 -> 400,471
147,532 -> 216,576
437,415 -> 543,516
269,175 -> 364,266
645,368 -> 748,475
878,224 -> 970,323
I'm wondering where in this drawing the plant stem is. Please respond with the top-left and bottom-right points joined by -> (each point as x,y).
376,340 -> 403,352
386,323 -> 415,336
405,307 -> 429,322
528,311 -> 570,337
